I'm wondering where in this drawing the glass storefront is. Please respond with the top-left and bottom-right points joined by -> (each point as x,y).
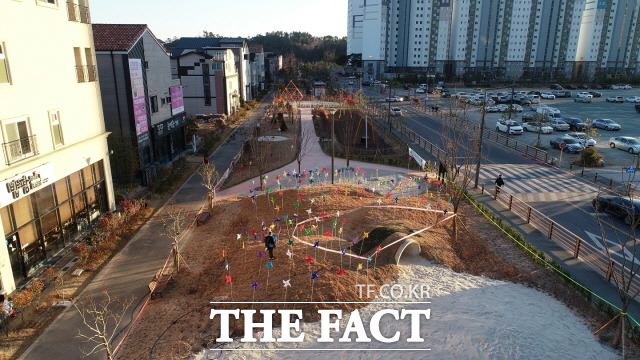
2,160 -> 108,284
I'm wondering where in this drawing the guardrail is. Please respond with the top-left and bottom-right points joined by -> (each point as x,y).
486,185 -> 640,296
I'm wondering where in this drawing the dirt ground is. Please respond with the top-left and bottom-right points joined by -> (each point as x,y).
114,181 -> 633,359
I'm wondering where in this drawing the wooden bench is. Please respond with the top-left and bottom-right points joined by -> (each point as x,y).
196,211 -> 210,226
148,273 -> 172,299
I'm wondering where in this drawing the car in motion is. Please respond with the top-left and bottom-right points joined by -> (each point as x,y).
540,92 -> 556,99
390,107 -> 403,116
495,120 -> 523,135
563,132 -> 596,147
592,196 -> 640,227
588,91 -> 602,98
606,96 -> 625,103
522,122 -> 553,133
609,136 -> 640,153
385,96 -> 403,102
574,96 -> 592,103
592,118 -> 621,131
549,137 -> 584,153
415,88 -> 426,94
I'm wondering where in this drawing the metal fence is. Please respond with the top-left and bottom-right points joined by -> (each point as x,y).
487,185 -> 640,296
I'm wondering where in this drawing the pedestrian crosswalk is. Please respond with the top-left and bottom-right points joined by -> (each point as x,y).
479,164 -> 601,202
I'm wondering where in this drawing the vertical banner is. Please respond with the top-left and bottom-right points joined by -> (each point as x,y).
129,59 -> 148,136
170,86 -> 185,115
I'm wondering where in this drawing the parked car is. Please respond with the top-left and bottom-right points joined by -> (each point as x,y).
522,122 -> 553,134
540,92 -> 556,99
362,81 -> 371,86
592,196 -> 640,227
593,118 -> 621,131
612,84 -> 633,90
484,105 -> 500,112
415,88 -> 426,94
606,96 -> 625,103
588,91 -> 602,98
576,92 -> 593,98
550,84 -> 564,90
495,120 -> 524,135
574,96 -> 592,103
348,81 -> 355,85
625,96 -> 640,103
636,104 -> 640,114
578,84 -> 589,89
563,117 -> 588,131
564,132 -> 596,147
549,137 -> 584,153
550,119 -> 570,131
609,136 -> 640,153
391,107 -> 403,116
347,75 -> 357,79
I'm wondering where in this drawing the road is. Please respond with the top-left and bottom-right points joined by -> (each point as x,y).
352,84 -> 640,294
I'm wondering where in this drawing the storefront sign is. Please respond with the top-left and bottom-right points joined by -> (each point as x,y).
154,115 -> 185,138
0,163 -> 53,207
129,59 -> 149,136
170,86 -> 184,115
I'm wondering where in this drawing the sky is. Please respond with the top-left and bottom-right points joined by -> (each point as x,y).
88,0 -> 348,42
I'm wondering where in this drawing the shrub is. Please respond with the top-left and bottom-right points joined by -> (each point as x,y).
573,147 -> 604,167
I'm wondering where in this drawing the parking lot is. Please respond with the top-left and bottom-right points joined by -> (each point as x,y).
427,87 -> 640,168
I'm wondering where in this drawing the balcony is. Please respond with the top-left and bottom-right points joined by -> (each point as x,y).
66,1 -> 91,24
3,135 -> 39,165
75,65 -> 97,83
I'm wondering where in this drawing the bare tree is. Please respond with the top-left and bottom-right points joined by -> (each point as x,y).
338,109 -> 359,167
249,135 -> 271,190
160,205 -> 190,272
295,121 -> 315,174
196,163 -> 220,212
592,188 -> 640,355
74,291 -> 133,360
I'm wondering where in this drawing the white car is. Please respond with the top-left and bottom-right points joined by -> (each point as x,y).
610,136 -> 640,153
625,96 -> 640,103
550,119 -> 570,131
415,88 -> 426,94
540,92 -> 556,99
522,122 -> 553,134
484,105 -> 500,112
391,107 -> 402,116
564,132 -> 596,147
576,92 -> 593,99
347,75 -> 357,79
385,96 -> 403,102
496,120 -> 524,135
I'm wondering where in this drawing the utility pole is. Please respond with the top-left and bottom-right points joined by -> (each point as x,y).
329,108 -> 337,184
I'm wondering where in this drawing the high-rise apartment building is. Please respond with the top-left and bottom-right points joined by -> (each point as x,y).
348,0 -> 640,82
0,0 -> 115,292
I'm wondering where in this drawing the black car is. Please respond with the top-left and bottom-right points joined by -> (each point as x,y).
550,84 -> 564,90
588,91 -> 602,98
635,104 -> 640,114
565,84 -> 578,90
549,137 -> 584,153
563,117 -> 588,131
578,85 -> 589,89
592,196 -> 640,227
362,81 -> 371,86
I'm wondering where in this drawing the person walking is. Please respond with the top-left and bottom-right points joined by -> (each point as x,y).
264,230 -> 276,260
495,175 -> 505,195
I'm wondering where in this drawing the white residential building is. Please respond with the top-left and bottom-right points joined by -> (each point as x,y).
348,0 -> 640,82
0,0 -> 115,292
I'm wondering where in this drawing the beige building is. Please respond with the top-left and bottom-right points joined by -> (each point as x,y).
0,0 -> 115,293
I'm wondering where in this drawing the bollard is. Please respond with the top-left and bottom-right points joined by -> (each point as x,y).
570,164 -> 573,171
581,168 -> 584,176
609,179 -> 613,187
594,172 -> 598,181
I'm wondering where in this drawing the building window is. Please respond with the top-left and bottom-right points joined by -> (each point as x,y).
0,42 -> 10,85
2,116 -> 36,164
37,0 -> 57,7
150,96 -> 159,113
49,110 -> 64,147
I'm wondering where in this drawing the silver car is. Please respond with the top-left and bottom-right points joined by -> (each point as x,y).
593,119 -> 621,131
609,136 -> 640,153
550,119 -> 570,131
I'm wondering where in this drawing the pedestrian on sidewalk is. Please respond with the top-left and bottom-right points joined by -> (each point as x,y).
495,175 -> 505,195
264,230 -> 276,260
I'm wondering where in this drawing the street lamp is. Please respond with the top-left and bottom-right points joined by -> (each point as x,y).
328,108 -> 337,184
